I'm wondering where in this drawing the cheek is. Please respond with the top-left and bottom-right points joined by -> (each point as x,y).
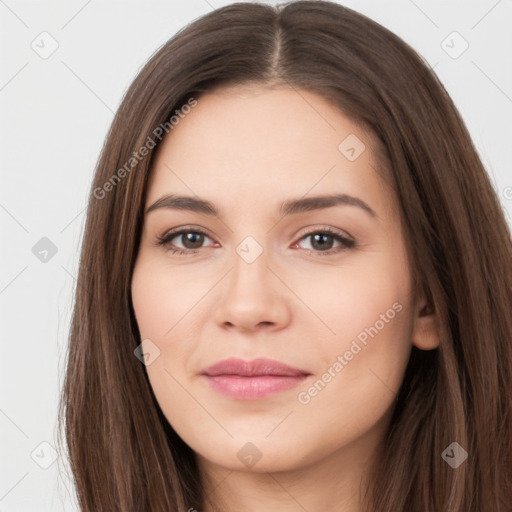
293,293 -> 413,461
131,259 -> 195,386
131,259 -> 204,425
287,252 -> 412,350
294,246 -> 415,409
131,257 -> 207,341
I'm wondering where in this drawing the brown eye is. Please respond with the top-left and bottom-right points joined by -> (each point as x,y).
156,228 -> 215,255
295,228 -> 355,256
310,233 -> 335,251
178,232 -> 206,249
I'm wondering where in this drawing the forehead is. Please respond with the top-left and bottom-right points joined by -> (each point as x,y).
158,85 -> 367,166
146,85 -> 393,218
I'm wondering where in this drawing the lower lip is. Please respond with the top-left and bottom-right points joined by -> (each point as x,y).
203,375 -> 309,400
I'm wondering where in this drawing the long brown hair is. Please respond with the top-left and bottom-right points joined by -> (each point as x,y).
57,1 -> 512,510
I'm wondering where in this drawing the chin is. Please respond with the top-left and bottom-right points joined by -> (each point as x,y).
193,435 -> 324,474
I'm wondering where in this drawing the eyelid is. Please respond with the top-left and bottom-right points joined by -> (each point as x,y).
294,224 -> 355,244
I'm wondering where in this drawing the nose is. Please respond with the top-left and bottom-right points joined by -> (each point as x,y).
213,244 -> 292,333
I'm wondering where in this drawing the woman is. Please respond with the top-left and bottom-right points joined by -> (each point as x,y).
58,1 -> 512,511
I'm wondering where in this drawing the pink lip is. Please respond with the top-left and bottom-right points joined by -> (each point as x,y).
201,357 -> 311,400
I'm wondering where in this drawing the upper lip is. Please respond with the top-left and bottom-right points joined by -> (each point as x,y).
201,357 -> 310,377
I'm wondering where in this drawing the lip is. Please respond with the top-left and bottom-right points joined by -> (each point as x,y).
201,357 -> 311,400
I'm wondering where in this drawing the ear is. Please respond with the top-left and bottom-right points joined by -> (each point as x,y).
411,293 -> 439,351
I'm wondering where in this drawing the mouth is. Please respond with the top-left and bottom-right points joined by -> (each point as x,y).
200,357 -> 311,400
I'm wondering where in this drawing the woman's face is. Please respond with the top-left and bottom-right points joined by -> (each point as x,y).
131,85 -> 433,476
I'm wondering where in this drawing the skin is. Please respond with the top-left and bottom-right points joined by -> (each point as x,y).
131,85 -> 439,511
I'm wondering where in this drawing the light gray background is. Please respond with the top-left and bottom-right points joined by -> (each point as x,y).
1,0 -> 510,510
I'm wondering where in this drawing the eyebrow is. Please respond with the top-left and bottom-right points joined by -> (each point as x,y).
145,193 -> 377,218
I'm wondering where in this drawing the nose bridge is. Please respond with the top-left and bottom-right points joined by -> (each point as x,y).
234,234 -> 267,268
229,233 -> 271,294
213,231 -> 290,330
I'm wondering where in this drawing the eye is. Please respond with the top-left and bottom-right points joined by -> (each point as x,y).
155,226 -> 355,257
293,227 -> 355,256
155,227 -> 217,255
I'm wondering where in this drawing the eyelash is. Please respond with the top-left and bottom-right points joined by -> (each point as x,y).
155,226 -> 355,257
